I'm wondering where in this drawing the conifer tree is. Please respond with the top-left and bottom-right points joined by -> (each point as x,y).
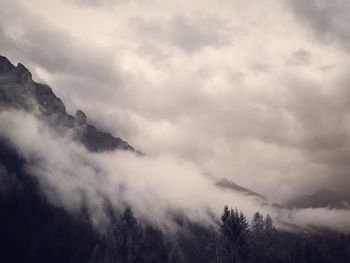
219,206 -> 250,263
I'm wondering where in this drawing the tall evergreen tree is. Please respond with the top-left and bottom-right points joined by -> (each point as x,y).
250,212 -> 265,263
251,212 -> 264,235
264,214 -> 274,233
121,207 -> 142,263
219,206 -> 250,263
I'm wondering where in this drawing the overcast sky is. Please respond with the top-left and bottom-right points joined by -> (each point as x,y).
1,0 -> 350,201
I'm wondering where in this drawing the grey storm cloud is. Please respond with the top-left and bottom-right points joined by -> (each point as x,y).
288,0 -> 350,50
287,49 -> 313,66
129,14 -> 232,53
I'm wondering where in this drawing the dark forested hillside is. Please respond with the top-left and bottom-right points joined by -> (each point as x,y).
0,138 -> 349,263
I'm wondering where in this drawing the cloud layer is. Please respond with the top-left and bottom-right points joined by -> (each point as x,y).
0,109 -> 270,230
1,0 -> 350,203
1,109 -> 350,233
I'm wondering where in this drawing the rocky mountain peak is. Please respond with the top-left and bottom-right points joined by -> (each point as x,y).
0,55 -> 16,73
34,83 -> 66,115
75,109 -> 87,125
0,55 -> 135,153
16,63 -> 32,85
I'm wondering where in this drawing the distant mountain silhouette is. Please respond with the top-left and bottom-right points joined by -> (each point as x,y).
286,189 -> 350,209
216,178 -> 267,199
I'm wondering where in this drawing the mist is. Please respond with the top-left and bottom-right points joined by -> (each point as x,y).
0,109 -> 349,233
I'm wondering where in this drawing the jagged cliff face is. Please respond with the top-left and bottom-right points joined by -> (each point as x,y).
0,55 -> 134,152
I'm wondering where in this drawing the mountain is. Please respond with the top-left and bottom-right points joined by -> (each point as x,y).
0,55 -> 350,263
286,189 -> 350,209
1,55 -> 266,195
0,55 -> 134,152
216,178 -> 267,200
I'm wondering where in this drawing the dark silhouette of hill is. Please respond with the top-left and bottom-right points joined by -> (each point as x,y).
286,189 -> 350,209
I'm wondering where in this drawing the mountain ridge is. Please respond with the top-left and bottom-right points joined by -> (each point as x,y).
0,55 -> 135,153
286,188 -> 350,209
0,54 -> 273,203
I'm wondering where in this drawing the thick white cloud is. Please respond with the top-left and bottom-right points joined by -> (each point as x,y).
1,109 -> 350,232
0,110 -> 270,229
